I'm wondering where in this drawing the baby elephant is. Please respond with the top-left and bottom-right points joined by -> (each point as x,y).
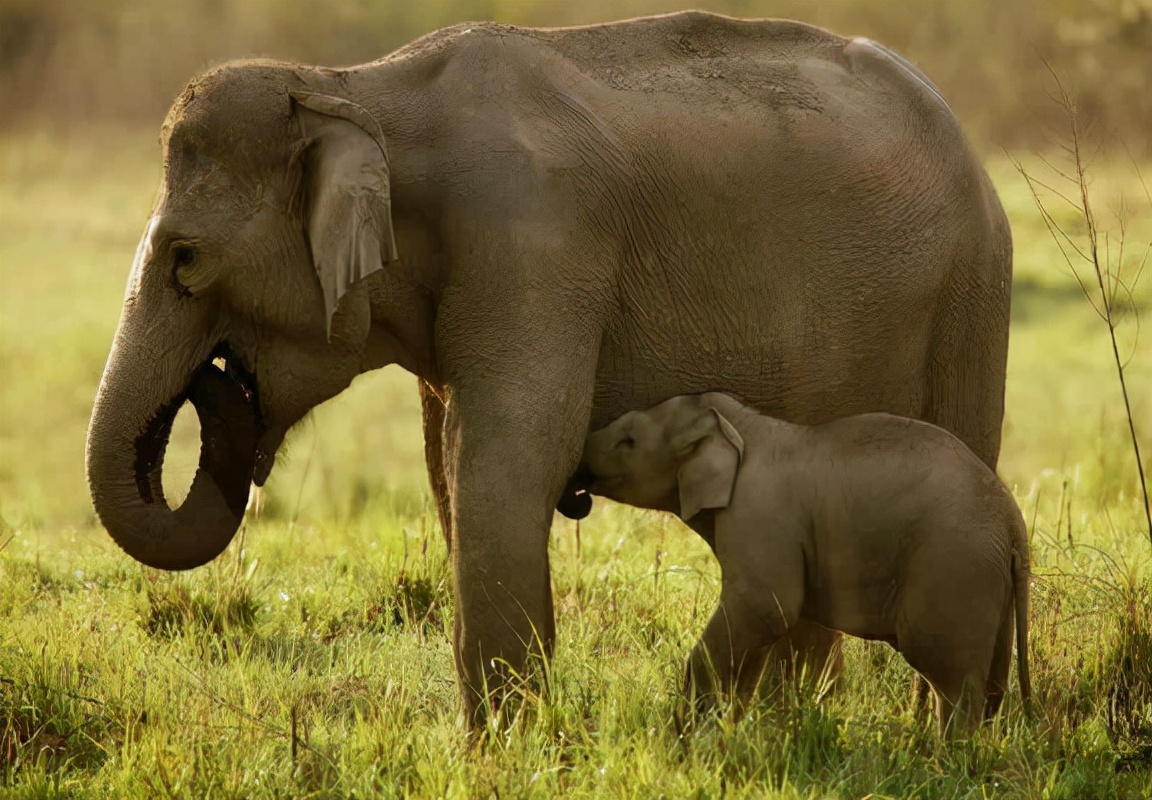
582,392 -> 1032,735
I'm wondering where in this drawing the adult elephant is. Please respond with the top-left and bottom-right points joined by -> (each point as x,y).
85,12 -> 1012,723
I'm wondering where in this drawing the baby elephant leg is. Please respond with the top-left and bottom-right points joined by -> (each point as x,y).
686,607 -> 777,710
910,674 -> 933,720
761,620 -> 843,697
899,561 -> 1007,737
933,669 -> 989,737
902,630 -> 991,737
687,576 -> 803,712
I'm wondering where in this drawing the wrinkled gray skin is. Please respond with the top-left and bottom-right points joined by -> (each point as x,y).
583,393 -> 1032,736
84,12 -> 1012,724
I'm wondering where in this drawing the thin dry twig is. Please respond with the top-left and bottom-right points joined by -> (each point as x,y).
1011,64 -> 1152,558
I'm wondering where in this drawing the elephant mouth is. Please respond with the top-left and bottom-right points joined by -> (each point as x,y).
584,473 -> 630,501
133,341 -> 264,510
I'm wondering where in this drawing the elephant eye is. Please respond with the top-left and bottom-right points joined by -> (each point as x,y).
172,244 -> 196,268
616,435 -> 635,450
171,244 -> 197,296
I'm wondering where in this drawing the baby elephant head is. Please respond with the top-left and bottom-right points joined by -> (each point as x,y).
583,394 -> 745,520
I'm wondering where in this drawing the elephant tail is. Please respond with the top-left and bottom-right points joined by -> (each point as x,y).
1012,526 -> 1033,720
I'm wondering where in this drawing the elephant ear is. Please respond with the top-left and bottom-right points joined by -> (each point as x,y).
672,408 -> 745,521
291,91 -> 400,340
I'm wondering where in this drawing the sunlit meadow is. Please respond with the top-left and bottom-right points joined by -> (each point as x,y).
1,119 -> 1149,799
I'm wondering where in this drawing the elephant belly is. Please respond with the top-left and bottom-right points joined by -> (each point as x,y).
590,309 -> 932,432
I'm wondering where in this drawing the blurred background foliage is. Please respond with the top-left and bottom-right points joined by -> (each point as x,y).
1,0 -> 1149,151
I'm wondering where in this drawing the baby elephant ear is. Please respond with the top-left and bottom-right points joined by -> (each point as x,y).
291,91 -> 400,340
675,408 -> 745,521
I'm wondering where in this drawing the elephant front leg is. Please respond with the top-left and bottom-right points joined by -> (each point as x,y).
432,227 -> 608,725
441,382 -> 596,726
686,609 -> 780,714
685,524 -> 810,716
451,477 -> 555,725
687,579 -> 803,714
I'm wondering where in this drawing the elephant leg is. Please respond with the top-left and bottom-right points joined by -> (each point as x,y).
760,621 -> 844,695
902,644 -> 989,738
934,672 -> 988,738
923,264 -> 1011,470
419,379 -> 453,552
689,551 -> 805,711
688,605 -> 783,712
910,672 -> 933,720
433,230 -> 608,724
444,391 -> 595,723
438,341 -> 599,725
899,570 -> 1002,737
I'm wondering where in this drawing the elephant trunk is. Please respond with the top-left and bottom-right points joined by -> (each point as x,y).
86,329 -> 260,571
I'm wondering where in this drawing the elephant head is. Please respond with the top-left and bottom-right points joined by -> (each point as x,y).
86,61 -> 428,570
582,394 -> 745,520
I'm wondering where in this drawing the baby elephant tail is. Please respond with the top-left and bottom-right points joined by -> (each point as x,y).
1013,537 -> 1033,719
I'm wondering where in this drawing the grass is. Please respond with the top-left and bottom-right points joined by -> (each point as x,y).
1,130 -> 1150,798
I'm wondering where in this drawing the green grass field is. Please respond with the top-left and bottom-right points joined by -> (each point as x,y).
1,130 -> 1150,798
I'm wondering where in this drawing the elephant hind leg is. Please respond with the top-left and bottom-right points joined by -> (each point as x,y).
910,672 -> 933,720
897,561 -> 1004,736
901,629 -> 996,737
419,380 -> 453,552
931,670 -> 989,738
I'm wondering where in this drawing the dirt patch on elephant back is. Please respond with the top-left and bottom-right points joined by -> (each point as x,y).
520,11 -> 838,109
